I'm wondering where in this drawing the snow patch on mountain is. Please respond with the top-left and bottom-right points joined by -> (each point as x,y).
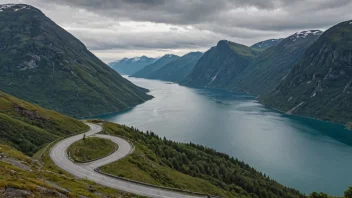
290,30 -> 322,41
0,4 -> 31,12
132,57 -> 141,62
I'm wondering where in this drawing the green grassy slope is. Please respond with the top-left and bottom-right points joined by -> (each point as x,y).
0,4 -> 152,117
0,91 -> 88,155
0,144 -> 141,198
101,122 -> 304,198
68,137 -> 117,162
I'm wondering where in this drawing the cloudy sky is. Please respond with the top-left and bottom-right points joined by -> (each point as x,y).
1,0 -> 352,63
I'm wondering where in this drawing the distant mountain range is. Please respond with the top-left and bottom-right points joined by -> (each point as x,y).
0,4 -> 152,117
182,31 -> 322,94
109,56 -> 158,75
131,54 -> 180,78
147,52 -> 203,82
127,21 -> 352,128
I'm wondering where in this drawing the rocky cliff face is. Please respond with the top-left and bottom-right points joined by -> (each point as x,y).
262,20 -> 352,126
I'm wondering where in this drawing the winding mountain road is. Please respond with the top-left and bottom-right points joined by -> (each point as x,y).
50,123 -> 207,198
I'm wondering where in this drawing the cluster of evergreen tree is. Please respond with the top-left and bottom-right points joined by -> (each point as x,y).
105,123 -> 305,198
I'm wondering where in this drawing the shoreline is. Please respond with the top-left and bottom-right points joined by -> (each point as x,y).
165,78 -> 352,131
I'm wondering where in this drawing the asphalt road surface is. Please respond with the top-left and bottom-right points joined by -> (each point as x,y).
50,123 -> 208,198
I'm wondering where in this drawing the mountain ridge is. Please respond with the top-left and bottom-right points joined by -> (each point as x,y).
262,20 -> 352,127
109,55 -> 158,75
144,52 -> 203,82
131,54 -> 180,78
250,38 -> 284,51
231,30 -> 323,95
0,4 -> 152,117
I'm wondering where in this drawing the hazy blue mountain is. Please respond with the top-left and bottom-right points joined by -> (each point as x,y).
250,38 -> 283,51
181,40 -> 259,88
147,52 -> 203,82
109,56 -> 157,75
0,4 -> 152,117
131,54 -> 180,78
262,20 -> 352,127
233,30 -> 322,95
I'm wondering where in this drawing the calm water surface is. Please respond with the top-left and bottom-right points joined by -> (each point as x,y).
94,76 -> 352,195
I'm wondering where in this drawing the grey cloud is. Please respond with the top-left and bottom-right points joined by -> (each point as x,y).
3,0 -> 352,61
43,0 -> 352,32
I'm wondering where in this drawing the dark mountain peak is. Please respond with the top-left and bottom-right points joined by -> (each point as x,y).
109,56 -> 157,75
183,51 -> 203,57
215,40 -> 245,55
217,40 -> 229,45
228,41 -> 248,48
217,40 -> 248,48
120,58 -> 129,62
131,53 -> 180,78
162,54 -> 179,58
152,54 -> 179,63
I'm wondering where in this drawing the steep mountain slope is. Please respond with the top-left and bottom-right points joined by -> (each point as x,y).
181,40 -> 259,88
0,4 -> 152,117
131,54 -> 180,78
262,20 -> 352,126
250,38 -> 283,51
0,91 -> 88,155
233,30 -> 322,95
148,52 -> 203,82
109,56 -> 157,75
